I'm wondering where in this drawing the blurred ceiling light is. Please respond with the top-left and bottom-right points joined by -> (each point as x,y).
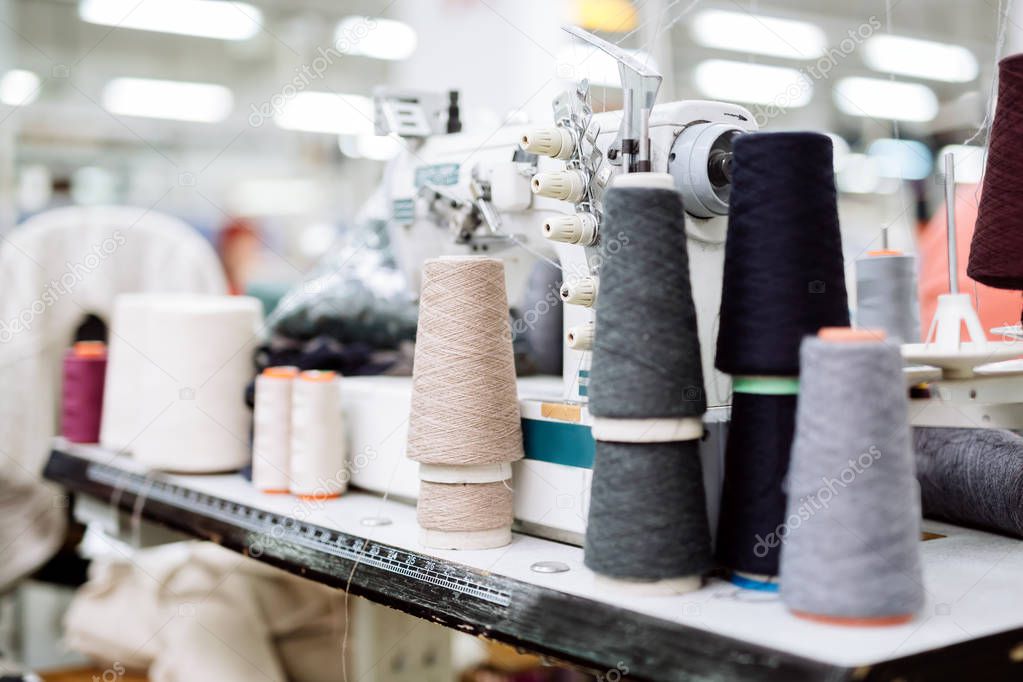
230,179 -> 324,216
556,45 -> 657,87
691,9 -> 826,60
693,60 -> 812,107
867,138 -> 933,180
834,77 -> 938,122
274,92 -> 374,135
1,69 -> 40,106
938,144 -> 987,184
836,153 -> 882,194
575,0 -> 637,32
79,0 -> 262,41
335,16 -> 417,61
102,78 -> 233,123
863,35 -> 978,83
339,134 -> 404,161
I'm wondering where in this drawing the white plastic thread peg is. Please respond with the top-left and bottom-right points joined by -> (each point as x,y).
520,126 -> 576,160
567,322 -> 594,350
543,213 -> 598,245
561,276 -> 598,307
531,170 -> 586,202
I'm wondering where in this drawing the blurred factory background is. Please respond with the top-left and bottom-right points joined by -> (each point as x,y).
0,0 -> 1005,305
0,0 -> 1011,676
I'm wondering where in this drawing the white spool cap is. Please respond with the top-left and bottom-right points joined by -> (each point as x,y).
531,170 -> 587,202
560,276 -> 598,308
520,126 -> 576,160
612,171 -> 675,191
566,322 -> 595,350
543,213 -> 598,245
419,461 -> 513,484
420,527 -> 512,551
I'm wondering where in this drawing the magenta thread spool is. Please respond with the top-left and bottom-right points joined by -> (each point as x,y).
62,341 -> 108,443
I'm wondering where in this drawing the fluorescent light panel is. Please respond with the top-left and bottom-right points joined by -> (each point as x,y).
867,138 -> 933,180
693,60 -> 812,107
274,92 -> 374,135
102,78 -> 234,123
863,35 -> 978,83
833,77 -> 938,122
691,9 -> 827,60
0,69 -> 40,106
79,0 -> 262,41
336,17 -> 417,61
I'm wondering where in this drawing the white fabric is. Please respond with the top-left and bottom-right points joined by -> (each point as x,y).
0,205 -> 227,478
64,542 -> 346,682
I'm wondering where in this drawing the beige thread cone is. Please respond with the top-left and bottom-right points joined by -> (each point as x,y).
406,256 -> 525,466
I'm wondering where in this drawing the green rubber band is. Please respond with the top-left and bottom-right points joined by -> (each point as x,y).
732,376 -> 800,395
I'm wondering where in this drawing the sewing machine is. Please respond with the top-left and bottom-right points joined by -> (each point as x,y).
348,27 -> 756,543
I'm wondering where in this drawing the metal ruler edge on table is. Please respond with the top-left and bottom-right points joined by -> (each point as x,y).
85,460 -> 512,607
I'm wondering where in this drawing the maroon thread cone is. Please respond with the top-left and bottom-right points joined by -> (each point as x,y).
969,54 -> 1023,290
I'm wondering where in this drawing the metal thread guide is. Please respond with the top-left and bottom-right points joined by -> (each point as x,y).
85,461 -> 512,607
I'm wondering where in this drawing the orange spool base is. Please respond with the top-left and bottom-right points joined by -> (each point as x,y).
259,488 -> 291,495
297,492 -> 341,502
791,609 -> 913,627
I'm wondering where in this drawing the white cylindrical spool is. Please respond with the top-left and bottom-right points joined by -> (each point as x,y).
111,294 -> 262,472
290,370 -> 347,499
252,366 -> 299,494
101,295 -> 156,452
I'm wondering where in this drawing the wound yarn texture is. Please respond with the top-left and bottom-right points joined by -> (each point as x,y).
417,480 -> 514,532
583,182 -> 712,582
588,186 -> 706,418
584,440 -> 713,580
969,53 -> 1023,290
714,132 -> 849,578
855,254 -> 920,344
780,338 -> 923,620
913,427 -> 1023,538
406,257 -> 524,466
716,132 -> 849,376
715,392 -> 797,574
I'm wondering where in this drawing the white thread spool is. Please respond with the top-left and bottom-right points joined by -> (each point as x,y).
252,366 -> 299,494
110,294 -> 262,472
290,370 -> 347,500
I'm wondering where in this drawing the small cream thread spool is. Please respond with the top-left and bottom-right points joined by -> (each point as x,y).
290,370 -> 346,501
252,366 -> 298,494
